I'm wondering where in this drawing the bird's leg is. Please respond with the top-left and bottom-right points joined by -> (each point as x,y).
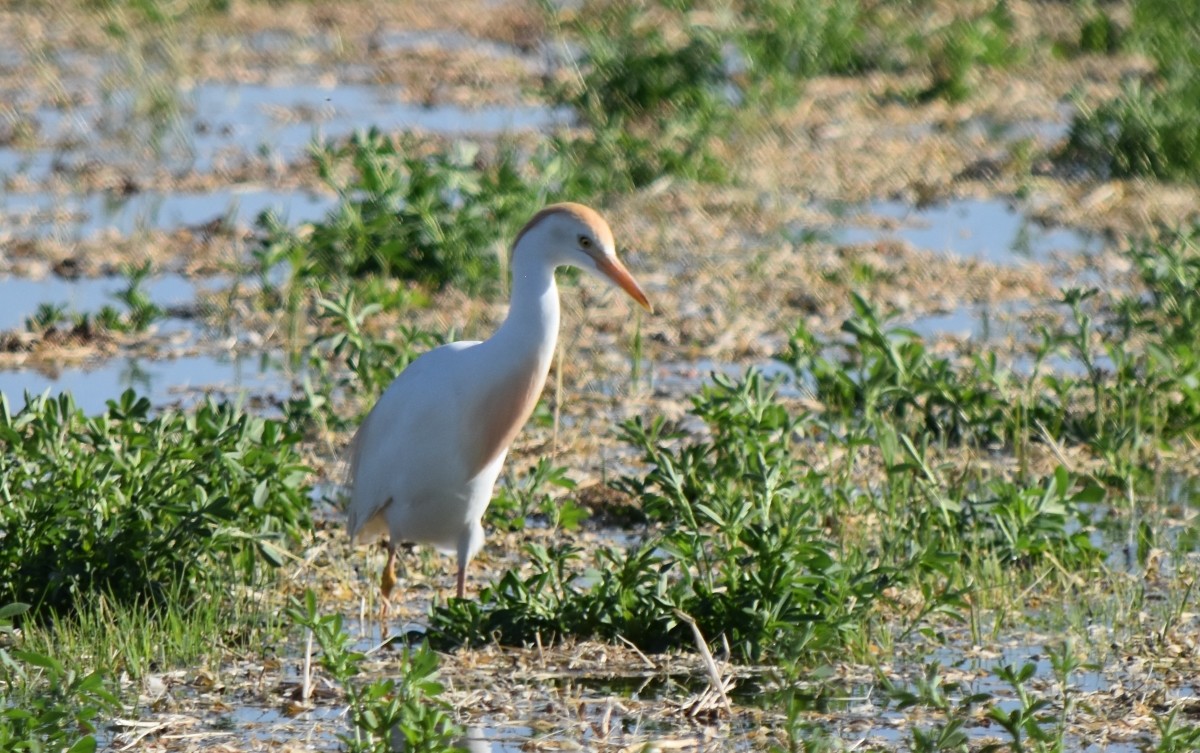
379,541 -> 398,618
456,564 -> 466,600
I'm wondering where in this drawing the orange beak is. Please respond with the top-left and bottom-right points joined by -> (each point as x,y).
596,256 -> 653,313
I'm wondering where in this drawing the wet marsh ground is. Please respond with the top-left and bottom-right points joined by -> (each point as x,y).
3,0 -> 1200,751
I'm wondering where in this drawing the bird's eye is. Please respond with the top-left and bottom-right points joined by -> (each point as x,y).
578,235 -> 593,250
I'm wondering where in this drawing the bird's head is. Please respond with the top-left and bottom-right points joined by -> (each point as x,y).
513,202 -> 652,312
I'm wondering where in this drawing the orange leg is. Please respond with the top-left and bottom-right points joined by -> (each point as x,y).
379,542 -> 398,617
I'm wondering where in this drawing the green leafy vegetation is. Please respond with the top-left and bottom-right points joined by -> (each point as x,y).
0,390 -> 310,615
486,458 -> 585,533
549,3 -> 731,190
1061,0 -> 1200,182
21,262 -> 165,336
1078,10 -> 1124,55
288,590 -> 461,753
431,225 -> 1200,664
282,290 -> 444,435
544,0 -> 894,191
919,1 -> 1020,103
434,370 -> 946,661
1063,76 -> 1200,183
1,603 -> 119,753
259,132 -> 552,296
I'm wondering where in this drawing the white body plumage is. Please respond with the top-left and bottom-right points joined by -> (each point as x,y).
346,203 -> 650,601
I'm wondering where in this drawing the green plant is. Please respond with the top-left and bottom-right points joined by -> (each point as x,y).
0,390 -> 310,615
22,263 -> 165,337
982,663 -> 1056,753
20,580 -> 286,683
487,458 -> 584,533
545,0 -> 885,191
780,294 -> 1010,446
288,590 -> 462,753
965,467 -> 1104,570
272,132 -> 550,295
1063,77 -> 1200,183
1155,707 -> 1200,752
1061,0 -> 1200,182
920,1 -> 1020,102
23,302 -> 70,334
735,0 -> 867,105
1131,0 -> 1200,80
1079,11 -> 1123,54
434,370 -> 923,662
283,291 -> 442,434
1,603 -> 119,753
111,261 -> 165,333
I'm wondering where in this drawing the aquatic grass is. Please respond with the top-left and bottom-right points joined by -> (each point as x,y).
1,603 -> 119,753
0,390 -> 310,616
18,579 -> 287,682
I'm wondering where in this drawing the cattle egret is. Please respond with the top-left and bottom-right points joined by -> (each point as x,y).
347,202 -> 651,607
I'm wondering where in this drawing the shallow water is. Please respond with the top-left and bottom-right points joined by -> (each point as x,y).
0,187 -> 335,241
1,80 -> 570,184
0,350 -> 292,415
833,197 -> 1104,266
0,271 -> 204,331
183,82 -> 571,171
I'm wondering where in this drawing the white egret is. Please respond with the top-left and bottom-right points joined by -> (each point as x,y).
346,202 -> 651,606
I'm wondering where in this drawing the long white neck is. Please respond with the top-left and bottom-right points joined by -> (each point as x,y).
488,249 -> 560,367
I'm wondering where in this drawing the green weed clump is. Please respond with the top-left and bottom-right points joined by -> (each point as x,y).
22,262 -> 165,336
1061,0 -> 1200,182
258,131 -> 552,296
1062,77 -> 1200,183
546,0 -> 888,191
486,457 -> 586,533
0,390 -> 310,615
1,602 -> 118,753
550,4 -> 731,192
919,1 -> 1020,103
283,290 -> 444,434
433,371 -> 929,662
1078,10 -> 1124,55
736,0 -> 868,96
794,221 -> 1200,487
289,590 -> 461,753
